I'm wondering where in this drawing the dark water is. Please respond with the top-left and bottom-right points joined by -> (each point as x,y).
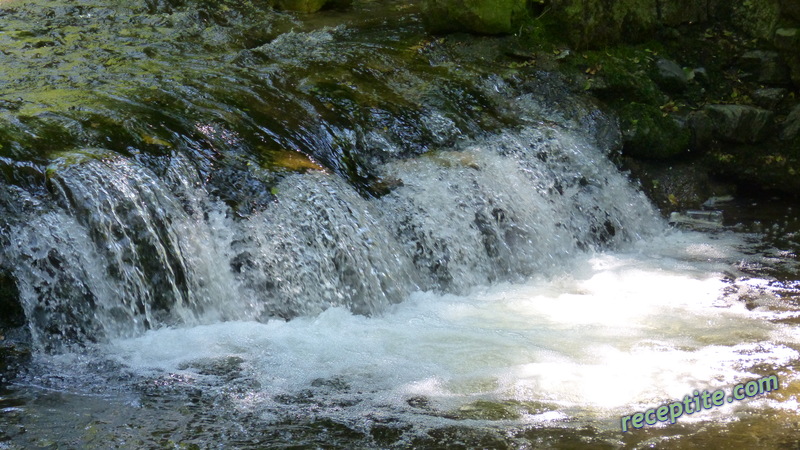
1,0 -> 800,448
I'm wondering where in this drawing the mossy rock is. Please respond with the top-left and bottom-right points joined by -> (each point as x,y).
45,148 -> 121,178
547,0 -> 658,48
562,45 -> 666,105
733,0 -> 781,41
422,0 -> 529,35
701,105 -> 775,144
618,102 -> 690,159
260,148 -> 327,173
271,0 -> 330,13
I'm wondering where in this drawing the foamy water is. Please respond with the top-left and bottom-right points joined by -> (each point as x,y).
104,230 -> 800,435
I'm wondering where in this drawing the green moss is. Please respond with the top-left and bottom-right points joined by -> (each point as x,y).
619,102 -> 690,159
260,148 -> 327,173
45,148 -> 119,178
548,0 -> 658,48
561,44 -> 666,105
733,0 -> 781,41
271,0 -> 330,13
422,0 -> 529,35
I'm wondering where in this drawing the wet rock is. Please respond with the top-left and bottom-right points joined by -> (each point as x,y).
622,157 -> 736,212
0,271 -> 23,330
739,50 -> 790,85
752,88 -> 788,110
782,104 -> 800,142
700,105 -> 775,144
421,0 -> 527,34
0,340 -> 31,384
653,58 -> 689,93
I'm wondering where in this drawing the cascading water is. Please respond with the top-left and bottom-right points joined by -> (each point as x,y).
2,0 -> 800,447
3,123 -> 659,349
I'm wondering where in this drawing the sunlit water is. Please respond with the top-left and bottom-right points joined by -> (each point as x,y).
5,228 -> 800,448
3,123 -> 800,448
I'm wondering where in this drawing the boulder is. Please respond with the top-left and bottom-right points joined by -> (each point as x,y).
701,105 -> 774,144
653,58 -> 689,93
752,87 -> 787,110
689,109 -> 713,150
733,0 -> 781,41
422,0 -> 527,35
739,50 -> 790,85
618,102 -> 691,159
782,104 -> 800,142
774,28 -> 800,50
546,0 -> 658,48
774,29 -> 800,86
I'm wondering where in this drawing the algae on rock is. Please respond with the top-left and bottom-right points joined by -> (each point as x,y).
422,0 -> 529,34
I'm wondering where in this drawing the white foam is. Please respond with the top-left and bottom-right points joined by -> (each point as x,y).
108,230 -> 799,429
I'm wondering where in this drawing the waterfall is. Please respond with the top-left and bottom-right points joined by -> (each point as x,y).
1,122 -> 660,350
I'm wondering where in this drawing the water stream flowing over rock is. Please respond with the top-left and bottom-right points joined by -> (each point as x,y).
2,0 -> 800,448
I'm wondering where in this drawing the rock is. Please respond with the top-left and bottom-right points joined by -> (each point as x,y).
689,109 -> 713,150
782,104 -> 800,142
653,58 -> 689,93
421,0 -> 527,35
691,67 -> 709,84
271,0 -> 330,13
618,102 -> 691,159
0,340 -> 31,383
546,0 -> 658,48
0,271 -> 23,330
701,105 -> 774,144
774,29 -> 800,86
621,157 -> 736,212
739,50 -> 790,85
787,56 -> 800,87
752,87 -> 787,109
780,0 -> 800,21
733,0 -> 781,41
774,28 -> 800,50
658,0 -> 709,26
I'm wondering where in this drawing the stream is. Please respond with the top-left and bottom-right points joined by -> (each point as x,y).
1,0 -> 800,448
